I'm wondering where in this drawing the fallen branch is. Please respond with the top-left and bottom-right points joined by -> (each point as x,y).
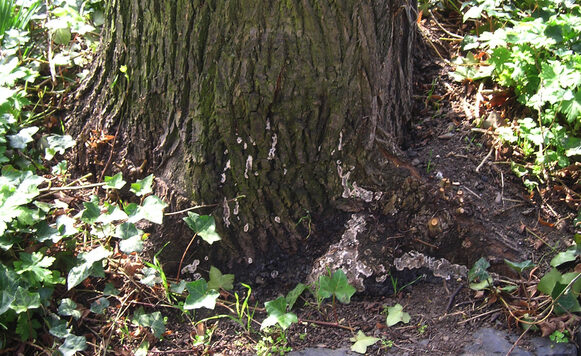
299,318 -> 355,332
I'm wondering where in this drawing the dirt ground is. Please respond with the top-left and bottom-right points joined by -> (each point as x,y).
143,13 -> 579,356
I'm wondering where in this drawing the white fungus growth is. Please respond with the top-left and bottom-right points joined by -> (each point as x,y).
268,133 -> 278,160
244,156 -> 253,178
181,259 -> 200,275
223,197 -> 231,227
237,137 -> 243,144
274,216 -> 281,223
338,131 -> 343,151
244,223 -> 249,232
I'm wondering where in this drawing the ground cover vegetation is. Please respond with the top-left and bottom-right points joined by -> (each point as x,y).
428,0 -> 581,344
0,0 -> 579,354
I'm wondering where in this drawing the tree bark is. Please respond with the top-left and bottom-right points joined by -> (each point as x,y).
69,0 -> 418,266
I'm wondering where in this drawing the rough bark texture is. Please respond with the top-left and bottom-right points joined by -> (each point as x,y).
69,0 -> 418,266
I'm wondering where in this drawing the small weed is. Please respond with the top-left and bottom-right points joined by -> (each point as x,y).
426,150 -> 433,174
381,338 -> 394,348
418,323 -> 428,334
549,330 -> 569,344
256,328 -> 292,356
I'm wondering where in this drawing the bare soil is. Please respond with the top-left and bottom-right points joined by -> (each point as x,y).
144,13 -> 578,356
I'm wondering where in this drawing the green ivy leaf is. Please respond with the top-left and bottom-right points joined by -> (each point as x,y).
16,312 -> 40,340
81,200 -> 101,224
184,279 -> 219,310
49,318 -> 70,339
115,222 -> 144,253
286,283 -> 307,310
134,341 -> 149,356
90,297 -> 110,314
170,280 -> 186,294
261,296 -> 298,330
42,134 -> 75,160
132,307 -> 166,338
469,257 -> 491,290
139,267 -> 162,287
140,195 -> 167,224
504,259 -> 535,274
350,330 -> 380,354
539,268 -> 562,296
551,248 -> 579,267
130,174 -> 154,197
0,290 -> 15,314
58,298 -> 81,320
552,281 -> 581,314
104,173 -> 126,189
317,269 -> 356,304
183,213 -> 221,244
59,334 -> 87,356
385,303 -> 411,327
7,126 -> 38,149
12,286 -> 41,313
67,246 -> 111,290
207,266 -> 234,291
103,283 -> 120,296
14,252 -> 55,286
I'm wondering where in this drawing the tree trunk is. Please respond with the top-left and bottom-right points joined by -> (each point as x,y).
69,0 -> 418,267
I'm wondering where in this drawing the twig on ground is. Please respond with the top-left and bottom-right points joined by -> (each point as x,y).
475,146 -> 494,173
458,308 -> 502,324
299,318 -> 355,331
446,285 -> 464,312
428,10 -> 464,39
462,186 -> 482,200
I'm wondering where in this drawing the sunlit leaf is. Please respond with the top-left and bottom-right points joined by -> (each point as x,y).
183,213 -> 221,244
207,266 -> 234,291
385,303 -> 411,326
184,279 -> 219,310
350,330 -> 380,354
130,174 -> 154,196
261,296 -> 297,330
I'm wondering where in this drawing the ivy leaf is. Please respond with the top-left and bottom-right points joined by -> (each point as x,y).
67,246 -> 111,290
49,318 -> 70,339
139,267 -> 162,287
538,268 -> 561,296
207,266 -> 234,291
385,304 -> 411,327
58,298 -> 81,320
116,222 -> 144,253
317,269 -> 356,304
0,290 -> 15,314
8,126 -> 38,149
170,280 -> 187,294
184,279 -> 219,310
134,341 -> 149,356
81,200 -> 101,224
11,286 -> 41,313
130,174 -> 154,196
261,296 -> 298,330
551,248 -> 578,267
42,134 -> 75,160
103,283 -> 120,296
286,283 -> 307,310
104,173 -> 126,189
59,334 -> 87,356
16,312 -> 40,340
140,195 -> 167,224
14,252 -> 55,285
132,307 -> 166,338
350,330 -> 380,354
90,297 -> 110,314
504,259 -> 535,274
468,257 -> 491,290
183,213 -> 221,244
